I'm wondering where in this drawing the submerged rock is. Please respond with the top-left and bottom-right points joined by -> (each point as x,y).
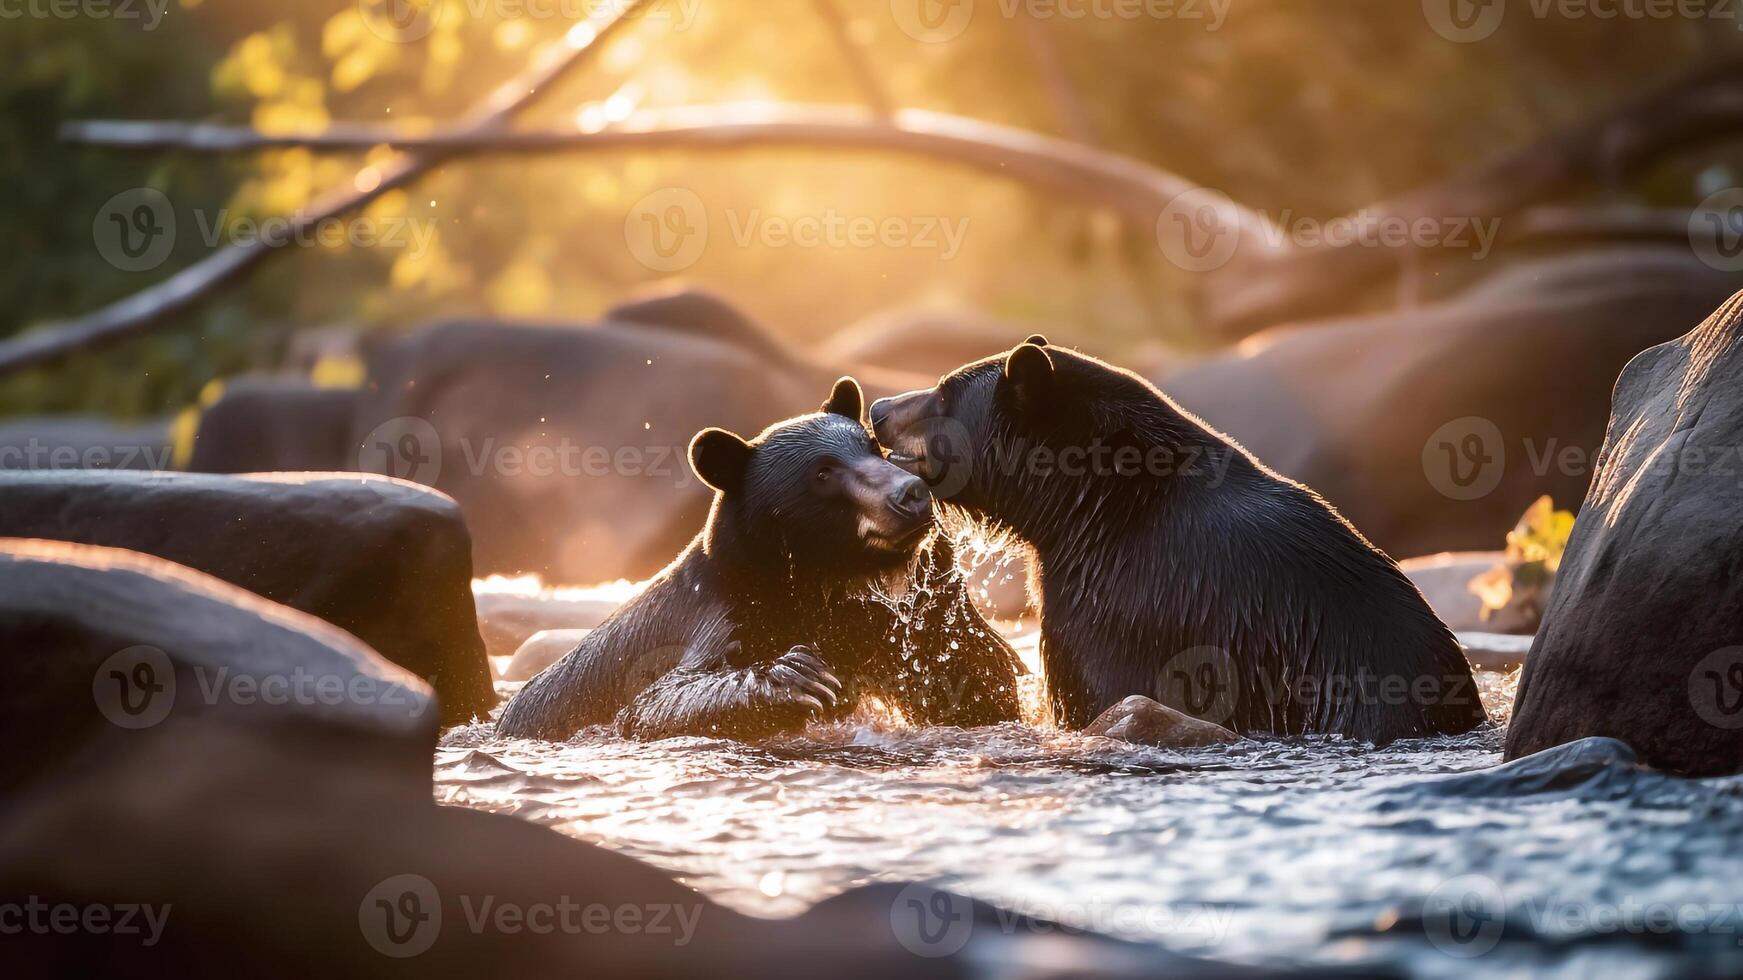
0,469 -> 494,724
1507,288 -> 1743,776
1084,695 -> 1239,748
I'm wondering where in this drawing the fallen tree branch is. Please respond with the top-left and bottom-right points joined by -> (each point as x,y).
1204,59 -> 1743,336
0,5 -> 648,376
60,102 -> 1280,261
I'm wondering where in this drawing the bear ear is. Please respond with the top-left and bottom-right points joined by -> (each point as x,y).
820,376 -> 865,422
1002,342 -> 1055,403
689,428 -> 754,493
1023,334 -> 1049,347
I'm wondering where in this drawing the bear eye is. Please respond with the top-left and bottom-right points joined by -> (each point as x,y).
814,462 -> 835,483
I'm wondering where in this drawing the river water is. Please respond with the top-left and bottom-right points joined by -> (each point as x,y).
435,627 -> 1743,978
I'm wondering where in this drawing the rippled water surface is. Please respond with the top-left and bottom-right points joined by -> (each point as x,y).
436,630 -> 1743,977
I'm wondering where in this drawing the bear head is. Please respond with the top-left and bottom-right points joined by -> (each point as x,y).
690,377 -> 933,577
869,336 -> 1183,537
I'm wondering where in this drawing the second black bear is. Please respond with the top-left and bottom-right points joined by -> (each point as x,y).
871,338 -> 1485,743
495,379 -> 1022,741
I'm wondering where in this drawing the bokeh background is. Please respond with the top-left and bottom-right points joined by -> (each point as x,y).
8,0 -> 1743,418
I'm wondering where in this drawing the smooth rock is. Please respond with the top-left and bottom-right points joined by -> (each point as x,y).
1507,287 -> 1743,776
0,538 -> 435,796
188,377 -> 359,473
1084,695 -> 1239,748
476,592 -> 616,659
1401,551 -> 1541,634
0,470 -> 493,724
504,629 -> 589,682
1165,245 -> 1741,560
1456,631 -> 1533,673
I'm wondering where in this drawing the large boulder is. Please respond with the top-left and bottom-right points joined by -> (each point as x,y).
0,470 -> 493,724
187,377 -> 359,473
353,289 -> 926,584
0,538 -> 435,796
1506,288 -> 1743,776
817,309 -> 1072,380
0,416 -> 173,471
1164,246 -> 1741,559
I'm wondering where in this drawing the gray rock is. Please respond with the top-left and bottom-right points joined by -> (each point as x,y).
1456,631 -> 1533,673
0,538 -> 435,796
0,416 -> 173,471
1165,246 -> 1741,560
504,629 -> 590,682
0,469 -> 493,724
475,591 -> 616,659
1401,551 -> 1541,634
1084,695 -> 1239,748
1507,287 -> 1743,776
187,376 -> 359,473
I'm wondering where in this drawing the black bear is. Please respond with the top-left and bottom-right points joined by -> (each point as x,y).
494,379 -> 1023,741
871,338 -> 1486,743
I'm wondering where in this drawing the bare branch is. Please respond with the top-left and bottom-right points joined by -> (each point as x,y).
61,103 -> 1280,259
1204,60 -> 1743,336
